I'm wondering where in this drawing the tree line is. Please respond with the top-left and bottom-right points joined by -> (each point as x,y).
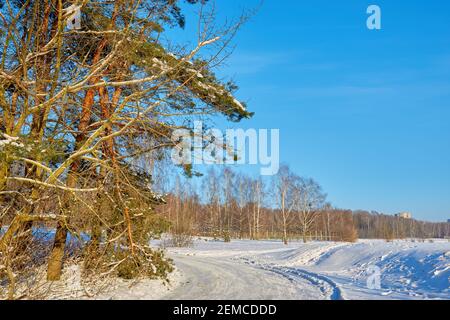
157,165 -> 450,245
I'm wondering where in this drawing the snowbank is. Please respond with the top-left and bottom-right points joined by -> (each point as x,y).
163,238 -> 450,300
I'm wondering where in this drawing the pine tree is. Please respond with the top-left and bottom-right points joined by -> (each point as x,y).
0,0 -> 252,296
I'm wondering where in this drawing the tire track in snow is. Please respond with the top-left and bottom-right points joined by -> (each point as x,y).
269,267 -> 343,300
238,243 -> 347,300
164,254 -> 330,300
240,258 -> 343,300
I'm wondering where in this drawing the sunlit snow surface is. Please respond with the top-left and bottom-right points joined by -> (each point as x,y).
10,237 -> 446,300
153,238 -> 449,300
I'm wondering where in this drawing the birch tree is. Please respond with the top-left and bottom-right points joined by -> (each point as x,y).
295,177 -> 326,242
272,165 -> 297,245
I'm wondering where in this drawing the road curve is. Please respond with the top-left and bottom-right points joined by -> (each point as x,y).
162,254 -> 333,300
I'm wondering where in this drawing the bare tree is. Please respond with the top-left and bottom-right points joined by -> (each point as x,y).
220,167 -> 235,242
250,177 -> 265,240
295,177 -> 326,242
202,167 -> 221,238
272,165 -> 297,244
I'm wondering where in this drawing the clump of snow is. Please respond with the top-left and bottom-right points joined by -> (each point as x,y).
193,81 -> 245,111
197,81 -> 212,91
150,191 -> 166,203
152,58 -> 171,72
187,68 -> 204,78
2,134 -> 19,141
232,97 -> 245,111
63,4 -> 82,15
0,133 -> 25,149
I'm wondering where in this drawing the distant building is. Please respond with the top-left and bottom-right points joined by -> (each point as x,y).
395,212 -> 412,219
447,219 -> 450,223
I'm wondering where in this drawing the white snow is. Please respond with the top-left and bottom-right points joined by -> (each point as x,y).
0,133 -> 25,149
157,238 -> 450,300
5,263 -> 183,300
63,4 -> 82,15
152,58 -> 170,72
94,269 -> 183,300
4,238 -> 448,300
187,68 -> 204,78
194,81 -> 245,111
197,81 -> 212,91
232,97 -> 245,111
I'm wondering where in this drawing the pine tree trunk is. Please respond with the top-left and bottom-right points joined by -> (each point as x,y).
45,34 -> 111,280
0,161 -> 8,192
47,221 -> 68,281
0,161 -> 8,232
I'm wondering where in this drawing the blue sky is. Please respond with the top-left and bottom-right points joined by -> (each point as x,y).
169,0 -> 450,222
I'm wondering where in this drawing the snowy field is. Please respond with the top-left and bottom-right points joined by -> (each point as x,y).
16,238 -> 448,300
116,238 -> 450,301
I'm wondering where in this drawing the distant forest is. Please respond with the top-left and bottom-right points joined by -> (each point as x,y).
156,165 -> 450,245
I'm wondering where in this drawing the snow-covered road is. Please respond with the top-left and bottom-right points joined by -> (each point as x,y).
157,239 -> 449,300
163,255 -> 332,300
96,239 -> 449,300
